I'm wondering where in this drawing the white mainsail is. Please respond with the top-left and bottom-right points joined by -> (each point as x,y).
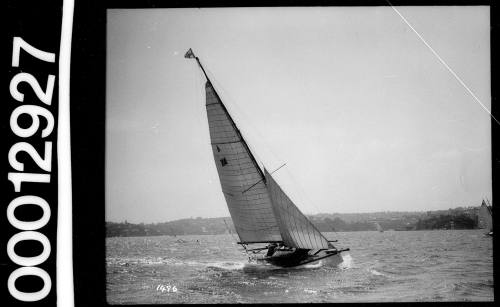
264,169 -> 331,250
196,51 -> 334,249
205,81 -> 282,243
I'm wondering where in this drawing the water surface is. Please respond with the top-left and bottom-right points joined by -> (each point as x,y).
106,230 -> 493,304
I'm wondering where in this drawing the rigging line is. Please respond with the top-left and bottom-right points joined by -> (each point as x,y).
204,67 -> 269,175
242,163 -> 287,194
193,61 -> 206,130
485,198 -> 491,207
284,167 -> 321,215
386,1 -> 498,125
191,54 -> 267,182
282,168 -> 338,240
203,65 -> 283,169
484,199 -> 492,215
201,61 -> 316,217
224,219 -> 245,251
188,54 -> 281,173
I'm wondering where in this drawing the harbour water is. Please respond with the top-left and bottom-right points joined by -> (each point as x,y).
106,230 -> 493,304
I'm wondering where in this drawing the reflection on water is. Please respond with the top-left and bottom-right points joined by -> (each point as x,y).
106,230 -> 493,304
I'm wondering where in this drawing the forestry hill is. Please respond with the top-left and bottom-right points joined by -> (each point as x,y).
106,205 -> 487,237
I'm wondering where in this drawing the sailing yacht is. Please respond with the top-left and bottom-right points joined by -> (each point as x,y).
479,199 -> 493,237
186,48 -> 349,267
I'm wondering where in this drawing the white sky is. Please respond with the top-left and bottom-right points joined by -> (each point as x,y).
106,7 -> 491,223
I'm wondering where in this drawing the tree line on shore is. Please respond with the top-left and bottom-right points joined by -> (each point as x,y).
106,206 -> 483,237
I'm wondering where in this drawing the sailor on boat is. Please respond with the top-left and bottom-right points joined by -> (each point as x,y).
266,243 -> 278,257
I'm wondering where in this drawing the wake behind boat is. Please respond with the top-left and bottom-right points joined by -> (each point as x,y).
186,48 -> 349,268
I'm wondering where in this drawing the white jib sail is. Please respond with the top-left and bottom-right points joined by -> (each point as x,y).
205,81 -> 282,243
265,169 -> 331,250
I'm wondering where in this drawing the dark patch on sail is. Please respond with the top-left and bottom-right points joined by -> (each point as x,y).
220,157 -> 227,166
216,145 -> 221,152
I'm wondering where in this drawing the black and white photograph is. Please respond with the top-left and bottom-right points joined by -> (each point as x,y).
4,1 -> 496,306
104,6 -> 493,304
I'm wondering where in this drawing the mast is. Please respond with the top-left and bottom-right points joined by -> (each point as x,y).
186,48 -> 266,182
186,48 -> 283,244
184,49 -> 346,255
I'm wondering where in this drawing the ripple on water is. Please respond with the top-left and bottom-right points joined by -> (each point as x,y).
106,231 -> 493,303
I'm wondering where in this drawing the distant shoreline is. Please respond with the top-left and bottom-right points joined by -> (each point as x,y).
106,205 -> 488,237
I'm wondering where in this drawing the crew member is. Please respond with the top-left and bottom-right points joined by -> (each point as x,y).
266,243 -> 278,257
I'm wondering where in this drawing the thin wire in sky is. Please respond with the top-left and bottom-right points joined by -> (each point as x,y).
387,2 -> 497,125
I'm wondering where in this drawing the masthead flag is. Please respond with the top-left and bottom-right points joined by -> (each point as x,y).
185,48 -> 195,59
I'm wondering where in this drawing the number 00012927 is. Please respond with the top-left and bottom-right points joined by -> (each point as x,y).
7,36 -> 56,302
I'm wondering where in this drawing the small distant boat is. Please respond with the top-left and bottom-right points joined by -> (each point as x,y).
186,49 -> 349,267
478,199 -> 493,237
374,221 -> 384,233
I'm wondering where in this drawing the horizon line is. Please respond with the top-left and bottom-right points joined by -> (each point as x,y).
106,204 -> 487,224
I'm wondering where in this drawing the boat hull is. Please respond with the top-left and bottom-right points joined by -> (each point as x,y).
251,249 -> 344,268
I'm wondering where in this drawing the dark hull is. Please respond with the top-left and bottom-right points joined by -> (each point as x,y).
254,249 -> 344,268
